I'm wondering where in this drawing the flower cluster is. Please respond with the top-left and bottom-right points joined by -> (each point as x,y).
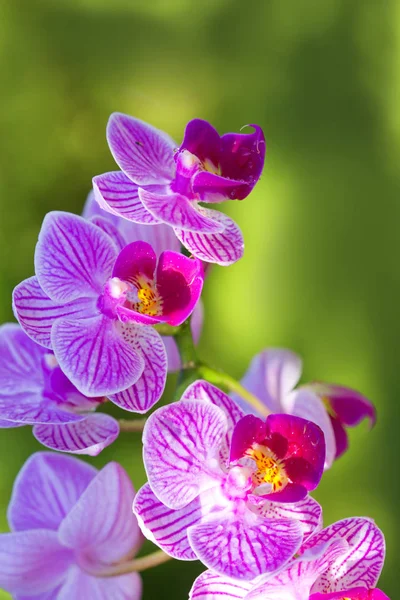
0,114 -> 390,599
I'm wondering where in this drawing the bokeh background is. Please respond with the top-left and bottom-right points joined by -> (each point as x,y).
0,0 -> 399,597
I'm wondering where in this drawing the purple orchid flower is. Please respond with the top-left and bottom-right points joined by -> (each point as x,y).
0,452 -> 143,599
0,323 -> 120,455
190,517 -> 387,600
133,380 -> 324,581
231,349 -> 376,468
93,115 -> 266,265
83,190 -> 204,372
13,211 -> 204,407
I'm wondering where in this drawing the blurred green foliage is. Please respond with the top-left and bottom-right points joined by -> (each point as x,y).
0,0 -> 399,597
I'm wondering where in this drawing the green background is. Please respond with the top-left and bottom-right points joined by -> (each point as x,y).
0,0 -> 398,597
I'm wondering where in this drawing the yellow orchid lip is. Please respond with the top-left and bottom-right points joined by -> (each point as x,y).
245,443 -> 289,493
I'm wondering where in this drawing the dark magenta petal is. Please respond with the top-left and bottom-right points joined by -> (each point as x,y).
230,414 -> 267,462
192,171 -> 251,202
326,385 -> 376,427
330,415 -> 349,459
180,119 -> 221,167
260,482 -> 307,503
156,251 -> 204,326
219,125 -> 266,195
310,588 -> 390,600
112,241 -> 157,281
265,414 -> 325,490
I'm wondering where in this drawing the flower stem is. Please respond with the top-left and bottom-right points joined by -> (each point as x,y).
174,319 -> 197,369
197,364 -> 270,417
86,550 -> 172,578
118,418 -> 147,432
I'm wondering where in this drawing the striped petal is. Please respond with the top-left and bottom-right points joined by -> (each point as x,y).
51,315 -> 144,396
252,495 -> 323,542
174,210 -> 244,265
35,212 -> 117,303
13,276 -> 96,349
8,452 -> 97,532
109,326 -> 167,413
180,379 -> 244,466
133,483 -> 200,560
143,399 -> 226,509
189,570 -> 251,600
0,530 -> 72,596
139,189 -> 224,233
33,414 -> 120,456
107,113 -> 176,185
89,216 -> 127,251
246,539 -> 348,600
93,171 -> 161,224
57,567 -> 142,600
121,221 -> 181,255
188,512 -> 303,580
303,518 -> 386,593
58,462 -> 142,564
0,323 -> 45,393
0,391 -> 82,426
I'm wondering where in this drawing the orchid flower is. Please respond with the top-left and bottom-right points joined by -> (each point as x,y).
190,517 -> 387,600
13,211 -> 204,407
134,380 -> 324,580
93,115 -> 266,265
0,453 -> 143,599
231,349 -> 376,468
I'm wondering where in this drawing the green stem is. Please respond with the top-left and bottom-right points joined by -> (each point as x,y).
84,550 -> 172,578
174,319 -> 197,369
118,418 -> 147,432
197,364 -> 270,417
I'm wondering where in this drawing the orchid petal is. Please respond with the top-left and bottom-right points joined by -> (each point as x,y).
133,483 -> 201,560
193,171 -> 251,203
189,570 -> 251,600
188,512 -> 303,580
250,494 -> 323,542
266,414 -> 326,491
82,190 -> 106,221
0,531 -> 72,596
57,567 -> 142,600
303,517 -> 386,593
121,221 -> 181,255
112,240 -> 157,281
180,119 -> 221,166
310,590 -> 390,600
107,113 -> 176,185
59,462 -> 142,564
174,210 -> 244,265
8,452 -> 97,532
93,171 -> 161,224
246,539 -> 348,600
109,326 -> 167,413
51,316 -> 144,396
139,189 -> 224,233
89,216 -> 127,251
13,276 -> 96,349
0,391 -> 83,425
35,212 -> 117,303
143,399 -> 226,509
156,251 -> 204,326
312,383 -> 376,428
233,349 -> 303,415
181,379 -> 244,466
219,125 -> 266,194
284,389 -> 337,469
33,414 -> 120,456
0,323 -> 45,393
